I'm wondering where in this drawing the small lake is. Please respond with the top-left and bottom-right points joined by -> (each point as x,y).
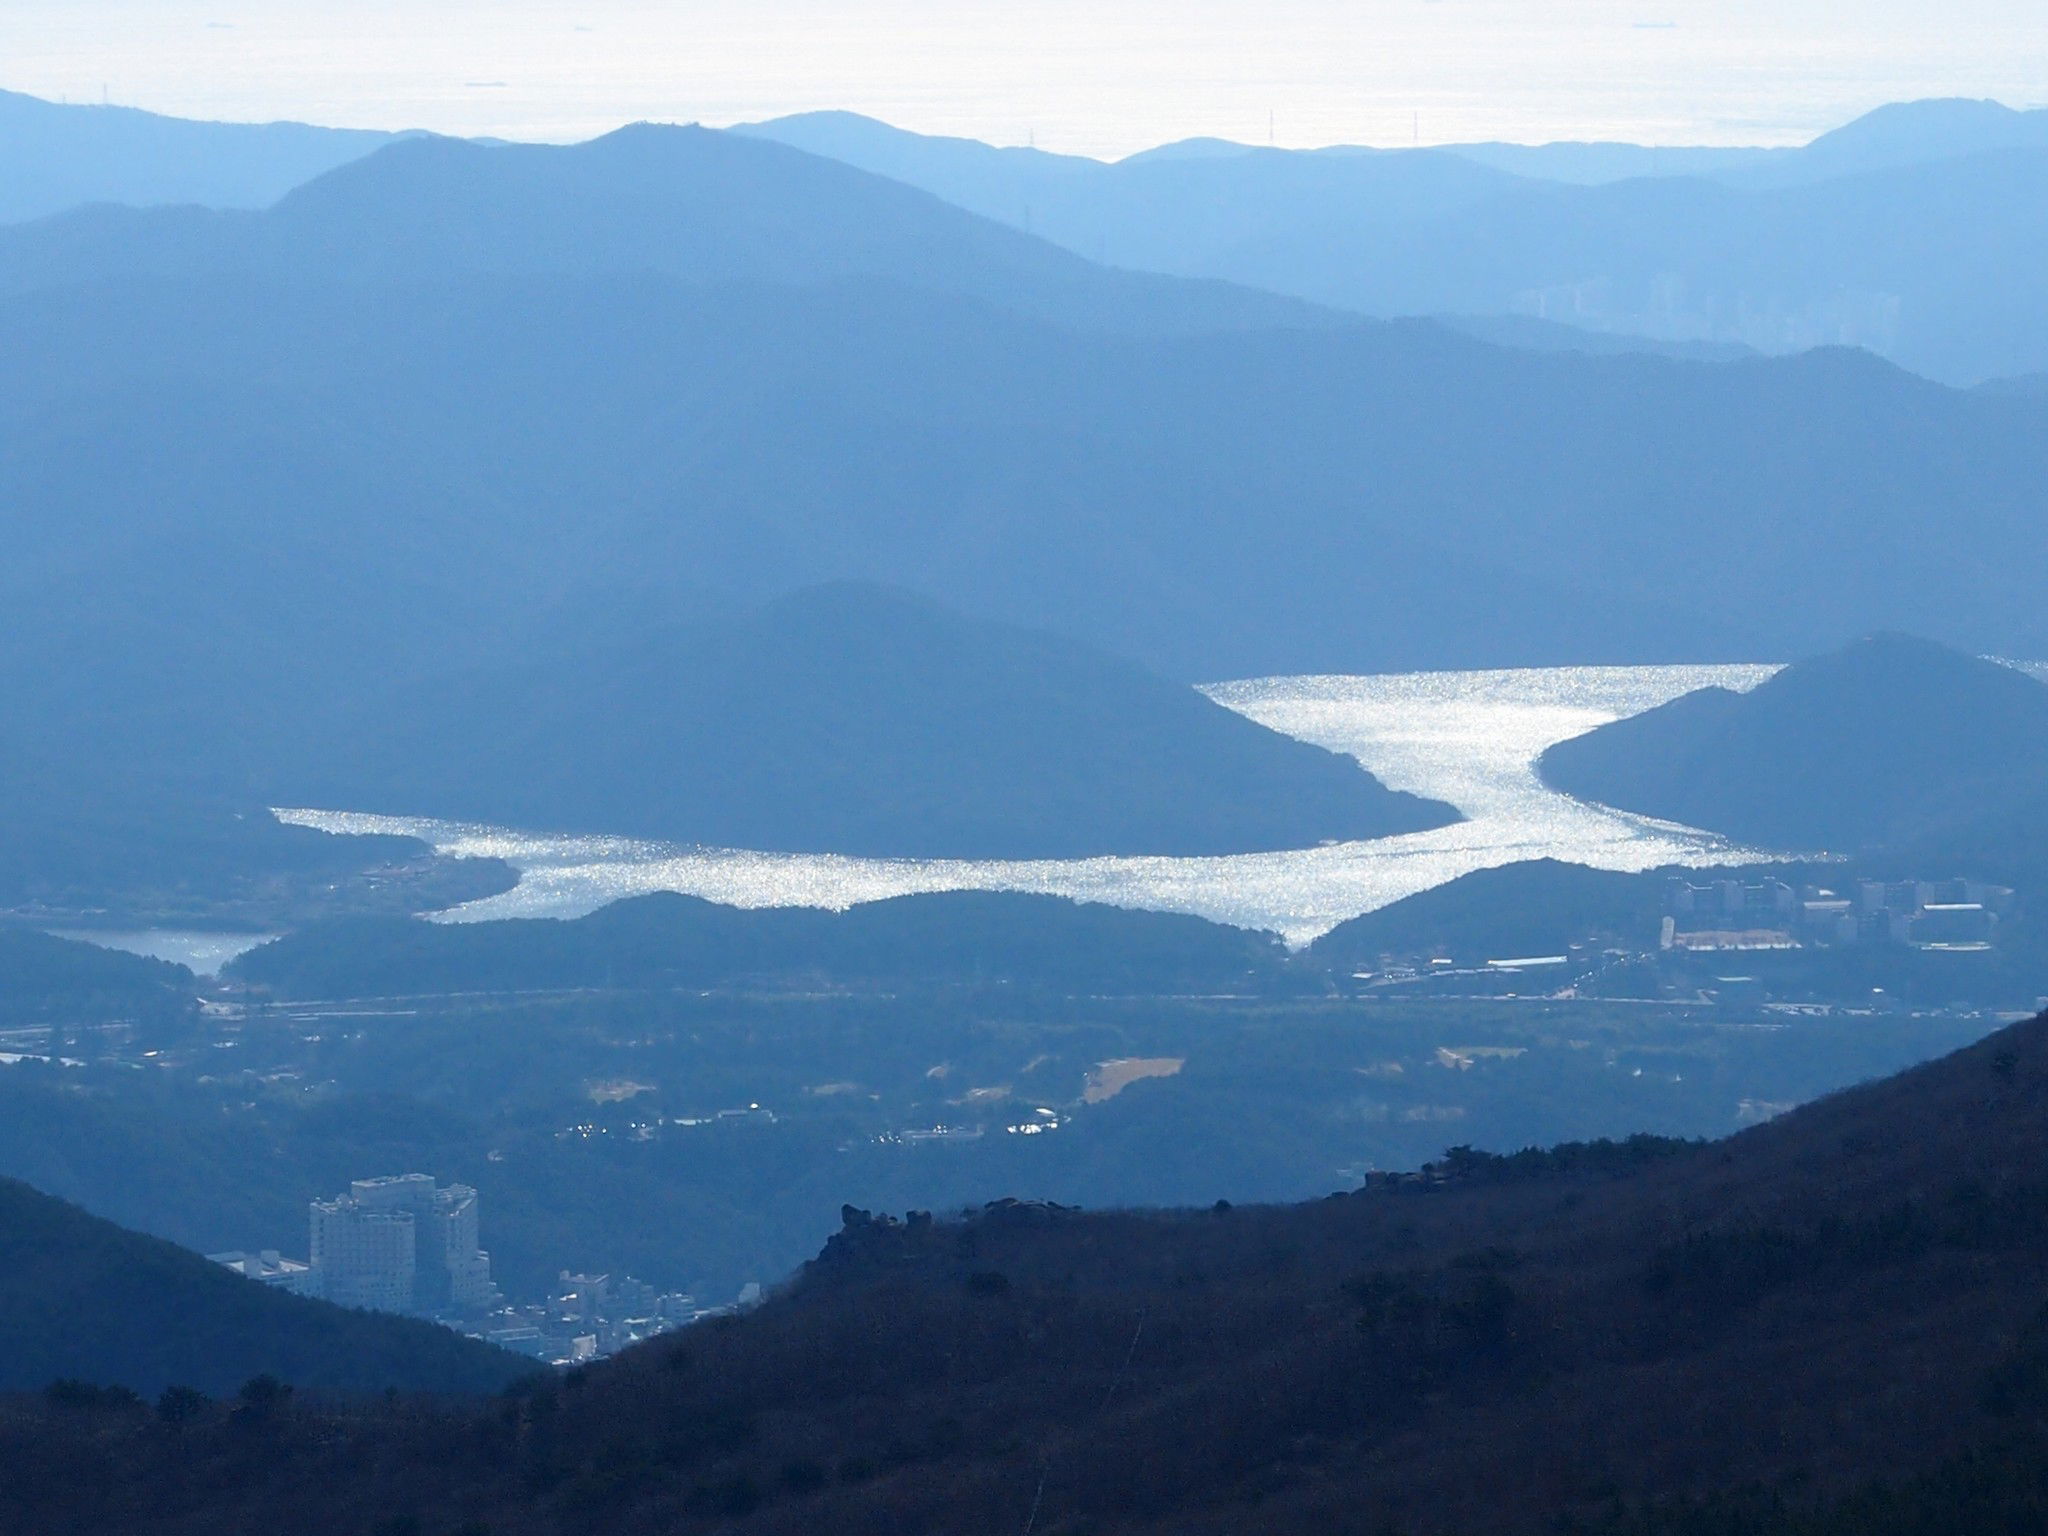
278,662 -> 1786,946
53,929 -> 278,977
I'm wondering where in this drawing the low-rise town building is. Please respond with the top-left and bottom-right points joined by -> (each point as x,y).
205,1249 -> 317,1296
1665,876 -> 2012,952
207,1170 -> 717,1365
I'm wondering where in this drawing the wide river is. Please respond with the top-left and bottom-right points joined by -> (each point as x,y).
282,662 -> 1787,946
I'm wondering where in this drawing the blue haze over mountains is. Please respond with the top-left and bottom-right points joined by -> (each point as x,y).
21,81 -> 2048,1528
3,91 -> 2048,876
0,88 -> 402,224
16,78 -> 2048,1523
737,98 -> 2048,385
9,87 -> 2048,380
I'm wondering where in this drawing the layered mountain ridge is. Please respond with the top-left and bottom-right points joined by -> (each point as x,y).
0,87 -> 401,224
741,98 -> 2048,383
0,123 -> 1330,336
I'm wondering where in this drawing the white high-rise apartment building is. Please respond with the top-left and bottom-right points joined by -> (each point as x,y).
308,1174 -> 497,1315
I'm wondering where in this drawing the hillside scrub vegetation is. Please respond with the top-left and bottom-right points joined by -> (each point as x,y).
6,1013 -> 2048,1531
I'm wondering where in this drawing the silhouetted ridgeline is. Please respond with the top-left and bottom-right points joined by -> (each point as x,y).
14,89 -> 2048,379
10,85 -> 2048,1536
1977,371 -> 2048,398
1,146 -> 2046,699
0,1176 -> 524,1398
229,890 -> 1294,998
4,92 -> 2044,382
744,100 -> 2048,384
1773,98 -> 2048,182
7,1013 -> 2048,1531
0,88 -> 398,225
1540,634 -> 2048,856
0,123 -> 1329,336
1176,149 -> 2048,387
740,98 -> 2048,211
303,583 -> 1453,857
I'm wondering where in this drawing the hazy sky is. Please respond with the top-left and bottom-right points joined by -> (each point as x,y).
4,0 -> 2045,156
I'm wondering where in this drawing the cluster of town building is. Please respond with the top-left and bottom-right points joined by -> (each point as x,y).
210,1175 -> 496,1310
1664,876 -> 2012,952
479,1271 -> 745,1364
209,1173 -> 716,1366
1352,871 -> 2017,1003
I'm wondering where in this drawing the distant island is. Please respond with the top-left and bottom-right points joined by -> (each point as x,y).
1538,633 -> 2048,861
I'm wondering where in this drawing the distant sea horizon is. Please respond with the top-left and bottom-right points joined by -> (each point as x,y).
3,1 -> 2044,158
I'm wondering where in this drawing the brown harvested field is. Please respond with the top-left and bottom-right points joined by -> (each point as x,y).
1083,1056 -> 1185,1103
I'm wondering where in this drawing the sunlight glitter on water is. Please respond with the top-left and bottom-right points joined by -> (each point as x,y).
277,662 -> 1787,947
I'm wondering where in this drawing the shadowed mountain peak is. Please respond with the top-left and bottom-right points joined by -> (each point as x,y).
293,582 -> 1458,859
1796,97 -> 2048,173
0,120 -> 1332,335
1539,633 -> 2048,853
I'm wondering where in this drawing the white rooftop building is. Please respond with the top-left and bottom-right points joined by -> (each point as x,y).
309,1174 -> 498,1316
207,1249 -> 317,1296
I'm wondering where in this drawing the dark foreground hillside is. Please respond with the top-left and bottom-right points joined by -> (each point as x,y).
0,1177 -> 525,1399
9,1012 -> 2048,1533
